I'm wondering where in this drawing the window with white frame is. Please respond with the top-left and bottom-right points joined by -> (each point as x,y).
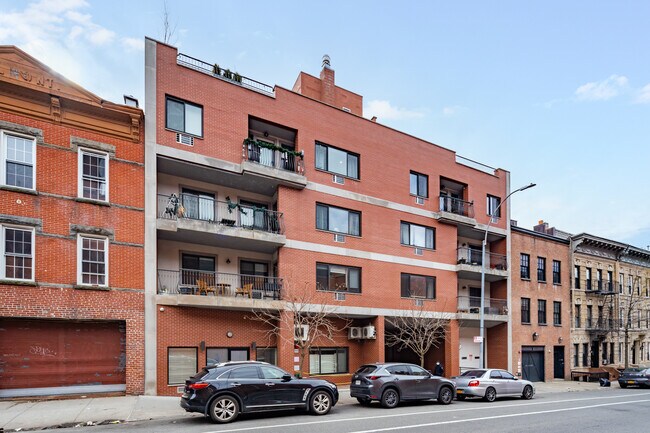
487,194 -> 501,218
2,226 -> 34,280
78,149 -> 108,201
1,131 -> 36,190
165,96 -> 203,137
78,235 -> 108,286
400,221 -> 435,249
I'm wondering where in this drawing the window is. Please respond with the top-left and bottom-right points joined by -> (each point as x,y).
538,299 -> 547,325
537,257 -> 546,282
309,347 -> 348,374
256,348 -> 277,365
586,305 -> 593,328
260,365 -> 286,379
181,188 -> 214,221
575,304 -> 581,328
316,203 -> 360,236
181,253 -> 215,286
521,297 -> 531,324
401,273 -> 435,299
206,347 -> 248,365
487,195 -> 501,218
316,263 -> 361,293
315,142 -> 359,179
582,343 -> 589,367
165,96 -> 203,137
400,222 -> 435,249
78,235 -> 108,286
78,149 -> 108,201
520,253 -> 530,279
2,226 -> 34,280
585,267 -> 592,291
409,171 -> 428,198
574,265 -> 580,289
554,301 -> 561,325
1,131 -> 35,189
229,366 -> 260,379
628,274 -> 633,294
573,344 -> 579,367
608,271 -> 614,292
552,260 -> 561,284
596,269 -> 603,291
168,347 -> 197,385
619,273 -> 624,293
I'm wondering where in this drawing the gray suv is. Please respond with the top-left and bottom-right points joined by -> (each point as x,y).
350,363 -> 455,408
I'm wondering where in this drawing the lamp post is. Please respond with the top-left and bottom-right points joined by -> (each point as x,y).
479,182 -> 536,369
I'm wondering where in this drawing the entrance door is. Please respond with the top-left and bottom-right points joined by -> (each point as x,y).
522,346 -> 545,382
469,287 -> 481,313
239,200 -> 268,231
553,346 -> 565,379
590,342 -> 600,368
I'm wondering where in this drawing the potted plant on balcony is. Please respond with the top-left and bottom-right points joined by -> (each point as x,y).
212,63 -> 221,76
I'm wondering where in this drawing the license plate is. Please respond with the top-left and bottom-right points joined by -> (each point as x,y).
628,381 -> 635,384
456,390 -> 463,394
177,386 -> 185,394
355,380 -> 361,385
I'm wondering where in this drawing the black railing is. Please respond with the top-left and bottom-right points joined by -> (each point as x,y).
457,247 -> 507,270
586,319 -> 620,332
582,279 -> 615,293
157,269 -> 282,300
243,138 -> 305,175
157,193 -> 284,234
457,296 -> 507,315
439,196 -> 475,218
177,53 -> 274,96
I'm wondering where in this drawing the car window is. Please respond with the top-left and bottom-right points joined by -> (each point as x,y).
191,368 -> 210,380
261,366 -> 287,379
462,369 -> 486,377
500,371 -> 515,380
409,365 -> 430,376
229,366 -> 260,379
386,365 -> 410,375
489,370 -> 503,379
356,365 -> 378,374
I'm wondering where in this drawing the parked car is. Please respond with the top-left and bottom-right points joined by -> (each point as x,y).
350,362 -> 456,408
451,368 -> 534,402
618,367 -> 650,388
180,361 -> 339,423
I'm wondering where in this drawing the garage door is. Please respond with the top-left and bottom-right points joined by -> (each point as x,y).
522,346 -> 545,382
0,319 -> 126,397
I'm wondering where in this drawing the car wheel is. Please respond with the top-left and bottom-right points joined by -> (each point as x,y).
381,388 -> 400,408
483,387 -> 497,402
357,397 -> 372,406
456,394 -> 466,401
310,390 -> 332,415
619,383 -> 628,389
522,385 -> 533,400
437,386 -> 453,405
209,395 -> 240,424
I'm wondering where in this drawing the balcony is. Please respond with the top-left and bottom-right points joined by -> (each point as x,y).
157,193 -> 285,253
456,247 -> 508,282
438,196 -> 476,226
581,279 -> 616,294
586,319 -> 619,335
457,296 -> 508,327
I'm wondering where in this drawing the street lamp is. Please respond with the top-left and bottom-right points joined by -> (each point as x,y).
479,182 -> 536,369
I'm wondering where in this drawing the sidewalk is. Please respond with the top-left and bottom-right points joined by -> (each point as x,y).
0,381 -> 606,432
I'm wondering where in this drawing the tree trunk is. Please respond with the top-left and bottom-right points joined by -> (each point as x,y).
624,329 -> 629,369
420,354 -> 425,368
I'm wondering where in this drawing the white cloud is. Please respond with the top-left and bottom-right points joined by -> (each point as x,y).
442,105 -> 467,117
575,74 -> 628,101
634,83 -> 650,104
364,100 -> 425,121
121,37 -> 144,52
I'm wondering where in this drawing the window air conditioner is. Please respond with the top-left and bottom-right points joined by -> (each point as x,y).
414,247 -> 423,256
294,324 -> 309,341
333,174 -> 345,185
334,233 -> 346,243
415,196 -> 425,205
176,133 -> 194,146
335,292 -> 346,301
414,299 -> 424,307
348,327 -> 362,339
362,325 -> 376,339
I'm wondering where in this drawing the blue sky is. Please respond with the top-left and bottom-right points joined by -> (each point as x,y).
1,0 -> 649,248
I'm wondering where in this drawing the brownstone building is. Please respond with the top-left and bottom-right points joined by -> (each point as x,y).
0,46 -> 145,397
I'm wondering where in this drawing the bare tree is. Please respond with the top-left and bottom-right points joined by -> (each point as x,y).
161,0 -> 177,44
247,284 -> 350,377
620,276 -> 649,368
385,306 -> 452,368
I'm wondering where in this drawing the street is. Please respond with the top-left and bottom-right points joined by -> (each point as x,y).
47,389 -> 650,433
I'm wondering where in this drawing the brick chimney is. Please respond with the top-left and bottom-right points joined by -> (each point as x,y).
533,220 -> 549,233
319,54 -> 335,106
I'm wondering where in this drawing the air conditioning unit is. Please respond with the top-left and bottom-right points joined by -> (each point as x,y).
294,324 -> 309,341
490,216 -> 499,224
415,196 -> 425,205
362,325 -> 376,339
333,174 -> 345,185
414,247 -> 423,256
334,233 -> 346,243
334,292 -> 346,301
414,299 -> 424,307
176,133 -> 194,146
348,327 -> 362,339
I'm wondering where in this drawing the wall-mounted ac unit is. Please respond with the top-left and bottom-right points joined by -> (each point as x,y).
362,325 -> 376,339
334,292 -> 346,301
334,233 -> 346,243
176,133 -> 194,146
348,327 -> 362,339
333,174 -> 345,185
414,299 -> 424,307
415,196 -> 425,205
414,247 -> 423,256
294,324 -> 309,341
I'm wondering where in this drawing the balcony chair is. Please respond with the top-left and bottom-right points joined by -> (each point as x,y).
196,279 -> 216,296
235,283 -> 253,298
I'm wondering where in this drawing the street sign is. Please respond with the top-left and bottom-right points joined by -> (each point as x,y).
473,336 -> 483,343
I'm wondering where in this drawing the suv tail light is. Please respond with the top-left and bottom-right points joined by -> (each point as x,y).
188,382 -> 210,390
468,380 -> 480,387
368,376 -> 381,381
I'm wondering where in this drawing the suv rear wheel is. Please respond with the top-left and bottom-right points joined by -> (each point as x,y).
209,395 -> 240,423
381,388 -> 400,408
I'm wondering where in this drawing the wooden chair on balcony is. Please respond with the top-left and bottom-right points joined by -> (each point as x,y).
197,279 -> 216,296
235,283 -> 253,298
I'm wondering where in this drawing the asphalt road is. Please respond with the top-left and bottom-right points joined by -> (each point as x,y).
49,389 -> 650,433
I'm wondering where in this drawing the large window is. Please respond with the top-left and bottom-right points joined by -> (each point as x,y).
574,265 -> 580,289
573,344 -> 579,367
316,263 -> 361,293
400,222 -> 435,250
487,195 -> 501,218
78,149 -> 108,202
520,253 -> 530,279
409,171 -> 428,198
552,260 -> 561,284
309,347 -> 348,374
538,299 -> 547,325
537,257 -> 546,282
2,131 -> 35,190
315,142 -> 359,179
166,96 -> 203,137
554,301 -> 562,325
2,226 -> 34,281
256,347 -> 277,365
316,203 -> 361,236
78,235 -> 108,286
582,343 -> 589,367
575,304 -> 581,327
207,347 -> 248,365
521,297 -> 531,324
168,347 -> 197,385
401,273 -> 435,299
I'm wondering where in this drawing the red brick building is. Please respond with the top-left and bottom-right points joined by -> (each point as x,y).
511,222 -> 571,381
144,39 -> 512,395
0,46 -> 144,397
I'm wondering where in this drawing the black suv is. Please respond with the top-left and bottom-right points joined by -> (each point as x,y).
180,361 -> 339,423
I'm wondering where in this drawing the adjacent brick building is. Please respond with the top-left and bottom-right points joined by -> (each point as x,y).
0,46 -> 145,397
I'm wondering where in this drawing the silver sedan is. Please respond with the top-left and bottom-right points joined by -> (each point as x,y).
451,369 -> 535,402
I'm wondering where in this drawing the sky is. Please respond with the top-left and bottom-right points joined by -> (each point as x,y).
1,0 -> 649,249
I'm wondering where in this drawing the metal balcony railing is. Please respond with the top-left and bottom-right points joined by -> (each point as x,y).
457,247 -> 507,271
439,196 -> 475,218
457,296 -> 508,315
157,269 -> 282,300
586,319 -> 619,332
157,193 -> 285,234
243,138 -> 305,175
582,279 -> 615,293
